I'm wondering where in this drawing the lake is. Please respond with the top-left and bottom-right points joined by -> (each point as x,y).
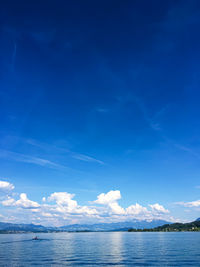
0,232 -> 200,266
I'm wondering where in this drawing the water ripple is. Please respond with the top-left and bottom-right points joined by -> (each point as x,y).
0,232 -> 200,266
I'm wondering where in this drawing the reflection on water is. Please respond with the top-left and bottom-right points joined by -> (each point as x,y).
109,232 -> 123,264
0,232 -> 200,266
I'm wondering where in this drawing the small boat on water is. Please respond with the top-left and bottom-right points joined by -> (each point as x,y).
32,236 -> 39,240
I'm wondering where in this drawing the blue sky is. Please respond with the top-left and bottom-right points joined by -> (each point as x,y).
0,0 -> 200,225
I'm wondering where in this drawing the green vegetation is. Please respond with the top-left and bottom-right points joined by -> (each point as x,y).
128,220 -> 200,232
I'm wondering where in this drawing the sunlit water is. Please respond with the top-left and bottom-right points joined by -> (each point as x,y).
0,232 -> 200,266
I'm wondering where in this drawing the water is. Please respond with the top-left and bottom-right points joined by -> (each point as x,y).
0,232 -> 200,266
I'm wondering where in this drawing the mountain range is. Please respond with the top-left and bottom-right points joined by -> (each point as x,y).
0,219 -> 171,233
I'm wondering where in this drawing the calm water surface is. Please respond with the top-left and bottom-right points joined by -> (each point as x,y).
0,232 -> 200,266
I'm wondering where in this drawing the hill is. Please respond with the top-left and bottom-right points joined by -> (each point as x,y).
0,222 -> 49,233
128,219 -> 200,232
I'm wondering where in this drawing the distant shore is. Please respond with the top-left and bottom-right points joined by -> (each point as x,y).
1,219 -> 200,234
128,220 -> 200,232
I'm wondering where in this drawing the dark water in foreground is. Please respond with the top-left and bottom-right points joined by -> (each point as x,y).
0,232 -> 200,266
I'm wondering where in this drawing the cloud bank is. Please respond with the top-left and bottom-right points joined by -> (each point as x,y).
0,180 -> 174,226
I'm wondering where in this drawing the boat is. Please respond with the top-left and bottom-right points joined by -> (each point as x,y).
32,236 -> 39,240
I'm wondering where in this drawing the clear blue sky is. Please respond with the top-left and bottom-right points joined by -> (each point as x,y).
0,0 -> 200,225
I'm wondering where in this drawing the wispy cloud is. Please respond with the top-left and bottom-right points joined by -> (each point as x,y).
174,144 -> 200,160
25,138 -> 104,165
124,96 -> 200,161
0,149 -> 65,170
116,93 -> 169,132
72,153 -> 104,165
117,93 -> 200,162
131,97 -> 170,132
0,135 -> 105,170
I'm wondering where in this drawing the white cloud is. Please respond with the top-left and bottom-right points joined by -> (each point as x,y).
176,200 -> 200,208
126,203 -> 148,215
2,197 -> 16,206
109,202 -> 125,214
93,190 -> 169,219
2,193 -> 40,209
149,203 -> 169,213
41,212 -> 54,218
48,192 -> 77,210
15,193 -> 40,209
47,192 -> 98,216
94,190 -> 125,214
94,190 -> 121,205
77,206 -> 98,215
0,183 -> 174,225
0,180 -> 14,191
